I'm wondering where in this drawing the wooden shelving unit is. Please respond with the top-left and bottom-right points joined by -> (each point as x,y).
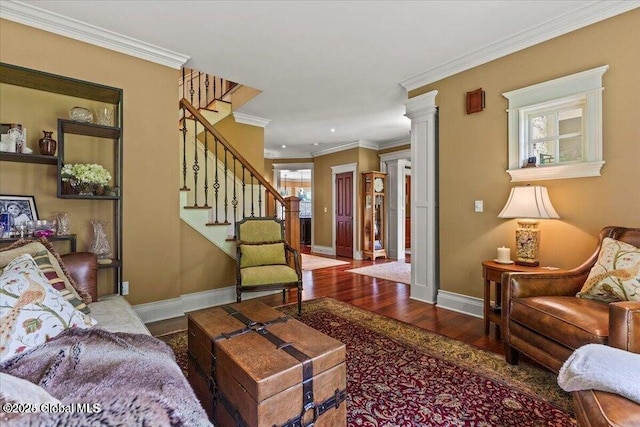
0,62 -> 124,294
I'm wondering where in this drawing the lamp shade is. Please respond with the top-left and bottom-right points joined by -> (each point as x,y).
498,186 -> 560,219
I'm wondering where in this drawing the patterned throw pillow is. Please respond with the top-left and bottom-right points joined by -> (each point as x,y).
0,254 -> 96,363
0,239 -> 92,305
577,237 -> 640,302
32,250 -> 90,314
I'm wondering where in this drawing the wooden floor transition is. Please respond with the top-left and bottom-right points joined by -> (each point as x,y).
147,248 -> 504,356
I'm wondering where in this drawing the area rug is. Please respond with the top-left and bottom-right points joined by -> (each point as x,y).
158,298 -> 575,426
346,260 -> 411,284
301,253 -> 349,270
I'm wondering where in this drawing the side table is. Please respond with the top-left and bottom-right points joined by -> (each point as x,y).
481,260 -> 560,338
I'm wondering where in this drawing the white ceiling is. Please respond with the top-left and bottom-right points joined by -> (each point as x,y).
5,1 -> 637,158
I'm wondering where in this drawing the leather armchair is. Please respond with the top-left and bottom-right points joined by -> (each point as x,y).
502,226 -> 640,426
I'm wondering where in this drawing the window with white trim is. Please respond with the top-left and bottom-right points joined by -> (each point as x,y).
503,65 -> 608,182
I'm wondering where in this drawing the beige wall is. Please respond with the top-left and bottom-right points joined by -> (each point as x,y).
214,114 -> 264,177
311,147 -> 382,251
410,9 -> 640,298
0,19 -> 214,304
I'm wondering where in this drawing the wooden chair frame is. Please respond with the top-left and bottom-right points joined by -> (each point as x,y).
235,217 -> 303,315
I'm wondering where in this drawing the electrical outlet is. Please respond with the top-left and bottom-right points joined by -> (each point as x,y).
474,200 -> 484,212
122,281 -> 129,295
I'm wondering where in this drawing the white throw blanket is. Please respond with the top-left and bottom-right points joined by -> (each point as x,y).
558,343 -> 640,404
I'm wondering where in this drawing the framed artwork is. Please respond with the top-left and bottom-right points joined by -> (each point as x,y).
0,195 -> 39,237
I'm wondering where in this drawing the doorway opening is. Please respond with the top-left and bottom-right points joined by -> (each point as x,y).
273,164 -> 313,249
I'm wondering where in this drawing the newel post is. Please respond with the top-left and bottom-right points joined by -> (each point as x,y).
284,196 -> 301,262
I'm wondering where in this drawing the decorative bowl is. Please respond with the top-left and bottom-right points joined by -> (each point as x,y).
69,107 -> 93,123
32,220 -> 57,238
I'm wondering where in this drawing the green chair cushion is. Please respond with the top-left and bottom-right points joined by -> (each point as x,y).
240,242 -> 286,268
240,265 -> 299,286
238,219 -> 283,243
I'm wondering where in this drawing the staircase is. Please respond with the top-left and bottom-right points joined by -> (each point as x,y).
178,68 -> 300,258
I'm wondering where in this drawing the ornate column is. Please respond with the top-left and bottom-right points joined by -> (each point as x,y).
405,90 -> 438,303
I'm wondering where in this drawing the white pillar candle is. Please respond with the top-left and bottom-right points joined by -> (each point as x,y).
497,246 -> 511,263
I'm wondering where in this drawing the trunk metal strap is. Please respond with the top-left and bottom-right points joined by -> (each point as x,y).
218,304 -> 318,425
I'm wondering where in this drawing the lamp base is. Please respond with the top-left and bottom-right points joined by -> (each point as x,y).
515,259 -> 540,267
515,219 -> 541,267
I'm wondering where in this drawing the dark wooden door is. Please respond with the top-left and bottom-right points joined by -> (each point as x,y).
405,175 -> 411,249
335,172 -> 353,258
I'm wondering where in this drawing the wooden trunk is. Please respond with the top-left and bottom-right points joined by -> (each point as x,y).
188,300 -> 347,427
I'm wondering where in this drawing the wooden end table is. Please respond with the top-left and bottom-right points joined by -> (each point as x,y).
481,260 -> 561,338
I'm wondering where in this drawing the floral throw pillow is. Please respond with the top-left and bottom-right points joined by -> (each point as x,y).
577,237 -> 640,303
0,254 -> 96,363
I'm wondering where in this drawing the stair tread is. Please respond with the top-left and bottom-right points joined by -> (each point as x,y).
206,221 -> 231,226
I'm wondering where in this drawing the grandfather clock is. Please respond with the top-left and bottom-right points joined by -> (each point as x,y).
362,171 -> 387,260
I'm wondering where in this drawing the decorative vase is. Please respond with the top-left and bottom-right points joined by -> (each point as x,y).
89,220 -> 111,260
56,212 -> 70,235
38,130 -> 57,155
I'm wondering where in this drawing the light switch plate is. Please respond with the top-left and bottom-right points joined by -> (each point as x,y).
474,200 -> 483,212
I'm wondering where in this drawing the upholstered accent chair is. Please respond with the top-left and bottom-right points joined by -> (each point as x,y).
235,217 -> 303,315
502,226 -> 640,426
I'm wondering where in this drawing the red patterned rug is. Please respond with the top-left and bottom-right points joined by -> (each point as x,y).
158,298 -> 575,426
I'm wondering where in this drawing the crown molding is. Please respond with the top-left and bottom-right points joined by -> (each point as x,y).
232,112 -> 271,128
399,1 -> 639,91
263,137 -> 411,159
0,0 -> 189,69
377,138 -> 410,151
311,139 -> 376,158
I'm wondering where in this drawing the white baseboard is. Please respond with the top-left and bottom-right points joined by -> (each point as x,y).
436,290 -> 483,318
311,245 -> 334,256
133,286 -> 278,324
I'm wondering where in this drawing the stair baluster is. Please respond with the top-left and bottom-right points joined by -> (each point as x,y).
204,74 -> 210,107
180,105 -> 189,191
242,165 -> 246,220
232,157 -> 238,235
250,175 -> 255,217
192,119 -> 199,207
224,146 -> 229,224
203,130 -> 209,207
213,136 -> 220,223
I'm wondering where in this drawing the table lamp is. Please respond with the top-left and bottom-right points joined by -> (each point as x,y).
498,185 -> 560,266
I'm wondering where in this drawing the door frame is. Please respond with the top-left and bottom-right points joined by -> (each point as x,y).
380,149 -> 411,260
331,163 -> 358,259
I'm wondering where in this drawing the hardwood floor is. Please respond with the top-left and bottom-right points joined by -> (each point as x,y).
147,253 -> 504,356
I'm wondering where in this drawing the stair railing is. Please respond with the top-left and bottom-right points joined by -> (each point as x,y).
180,67 -> 237,111
179,98 -> 300,254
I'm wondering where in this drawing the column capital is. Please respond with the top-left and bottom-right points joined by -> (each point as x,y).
405,90 -> 438,121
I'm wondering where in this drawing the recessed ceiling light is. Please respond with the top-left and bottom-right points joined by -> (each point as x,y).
330,128 -> 336,132
282,145 -> 286,148
313,143 -> 319,146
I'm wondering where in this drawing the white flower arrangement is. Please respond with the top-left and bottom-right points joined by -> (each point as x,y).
61,163 -> 112,186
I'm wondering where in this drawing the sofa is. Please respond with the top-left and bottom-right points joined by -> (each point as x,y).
0,239 -> 211,425
502,226 -> 640,426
